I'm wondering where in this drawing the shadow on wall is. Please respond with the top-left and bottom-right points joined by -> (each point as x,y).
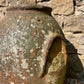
65,39 -> 84,80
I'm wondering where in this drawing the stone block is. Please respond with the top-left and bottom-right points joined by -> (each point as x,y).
37,0 -> 74,15
0,8 -> 6,21
0,0 -> 7,6
7,0 -> 36,6
63,14 -> 84,33
7,0 -> 17,6
52,0 -> 74,15
17,0 -> 36,5
78,45 -> 84,55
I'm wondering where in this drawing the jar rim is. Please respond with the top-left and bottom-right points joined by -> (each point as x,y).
6,5 -> 52,15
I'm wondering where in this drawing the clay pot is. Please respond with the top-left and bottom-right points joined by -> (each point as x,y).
0,5 -> 67,84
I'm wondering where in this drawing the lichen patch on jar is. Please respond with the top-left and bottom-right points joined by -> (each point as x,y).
21,59 -> 28,69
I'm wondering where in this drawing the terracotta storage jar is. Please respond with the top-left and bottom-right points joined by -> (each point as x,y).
0,4 -> 67,84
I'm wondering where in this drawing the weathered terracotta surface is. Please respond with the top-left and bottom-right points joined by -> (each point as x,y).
0,6 -> 67,84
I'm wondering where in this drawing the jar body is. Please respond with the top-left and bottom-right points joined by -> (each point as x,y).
0,7 -> 67,84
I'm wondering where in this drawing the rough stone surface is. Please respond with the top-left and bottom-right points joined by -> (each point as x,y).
0,0 -> 7,6
37,0 -> 74,15
64,78 -> 84,84
17,0 -> 36,5
0,0 -> 36,6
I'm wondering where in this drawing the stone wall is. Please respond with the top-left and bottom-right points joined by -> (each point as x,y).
0,0 -> 84,84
